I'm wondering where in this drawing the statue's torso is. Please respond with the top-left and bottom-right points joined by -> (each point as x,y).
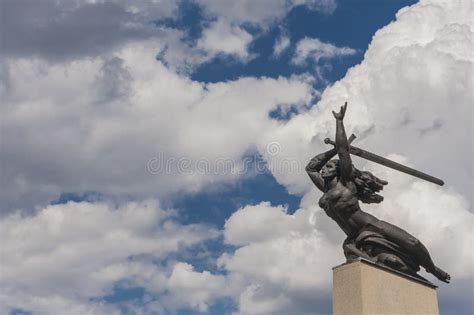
319,181 -> 362,236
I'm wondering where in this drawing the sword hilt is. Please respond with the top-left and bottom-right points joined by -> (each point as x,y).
324,133 -> 356,146
324,138 -> 335,145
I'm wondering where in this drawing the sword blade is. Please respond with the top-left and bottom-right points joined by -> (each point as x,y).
324,138 -> 444,186
349,146 -> 444,186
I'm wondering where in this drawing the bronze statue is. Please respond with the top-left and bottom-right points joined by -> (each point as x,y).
306,102 -> 450,283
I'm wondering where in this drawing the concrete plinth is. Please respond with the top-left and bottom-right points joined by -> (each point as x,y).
332,259 -> 439,315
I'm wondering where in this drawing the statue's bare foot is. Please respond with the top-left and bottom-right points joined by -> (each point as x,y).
431,266 -> 451,283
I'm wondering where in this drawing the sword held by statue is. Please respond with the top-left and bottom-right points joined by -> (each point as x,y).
324,135 -> 444,186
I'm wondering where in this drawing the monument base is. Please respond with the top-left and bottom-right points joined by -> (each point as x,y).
332,259 -> 439,315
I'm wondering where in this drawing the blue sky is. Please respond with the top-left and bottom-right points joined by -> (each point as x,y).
1,0 -> 472,314
192,0 -> 417,83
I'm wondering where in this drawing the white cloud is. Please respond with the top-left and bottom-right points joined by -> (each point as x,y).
193,0 -> 337,62
0,39 -> 314,212
198,0 -> 336,28
0,293 -> 120,315
273,34 -> 291,57
194,0 -> 337,63
237,284 -> 292,315
219,201 -> 340,314
224,202 -> 309,246
0,200 -> 220,314
292,37 -> 357,65
163,262 -> 230,312
197,19 -> 254,61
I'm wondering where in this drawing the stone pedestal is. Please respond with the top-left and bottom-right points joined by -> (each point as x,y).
332,259 -> 439,315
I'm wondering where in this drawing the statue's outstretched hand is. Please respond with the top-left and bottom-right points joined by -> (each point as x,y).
332,102 -> 347,120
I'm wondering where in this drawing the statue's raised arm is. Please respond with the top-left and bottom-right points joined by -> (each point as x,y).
332,102 -> 353,184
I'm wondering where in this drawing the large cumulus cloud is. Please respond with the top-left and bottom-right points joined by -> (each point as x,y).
258,0 -> 472,200
0,200 -> 222,314
0,39 -> 314,212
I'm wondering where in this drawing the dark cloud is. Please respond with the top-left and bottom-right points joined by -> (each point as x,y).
419,118 -> 444,136
94,56 -> 132,103
0,0 -> 165,60
0,0 -> 337,62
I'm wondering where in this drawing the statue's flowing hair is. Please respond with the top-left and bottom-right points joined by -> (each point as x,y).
330,159 -> 388,204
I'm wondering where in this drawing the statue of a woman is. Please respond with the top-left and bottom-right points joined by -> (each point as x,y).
306,102 -> 450,283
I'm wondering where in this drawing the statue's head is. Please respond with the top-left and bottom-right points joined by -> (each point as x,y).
320,159 -> 339,179
320,159 -> 388,204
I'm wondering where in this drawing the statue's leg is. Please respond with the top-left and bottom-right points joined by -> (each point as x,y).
368,220 -> 450,282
